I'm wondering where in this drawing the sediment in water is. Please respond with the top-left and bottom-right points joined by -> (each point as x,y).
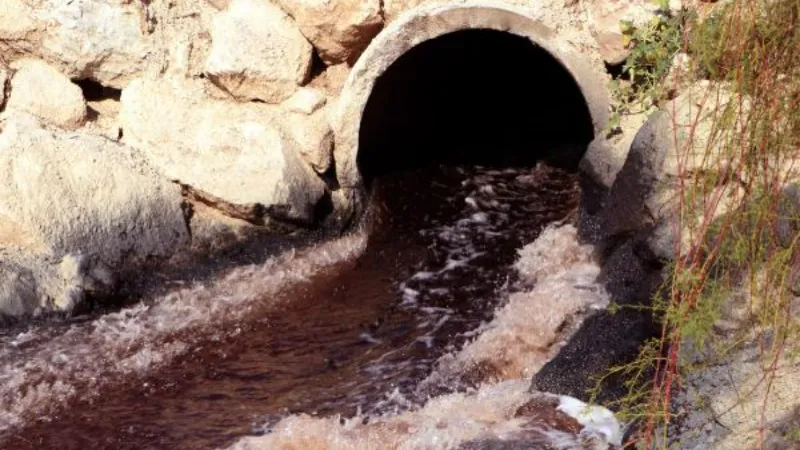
227,224 -> 620,450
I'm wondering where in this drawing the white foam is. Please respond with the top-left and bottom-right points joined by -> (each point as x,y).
479,185 -> 496,196
231,382 -> 622,450
426,224 -> 608,383
469,212 -> 489,224
227,224 -> 621,450
410,271 -> 435,281
416,336 -> 435,348
0,232 -> 367,432
418,307 -> 454,315
360,332 -> 383,345
401,287 -> 420,306
558,396 -> 622,446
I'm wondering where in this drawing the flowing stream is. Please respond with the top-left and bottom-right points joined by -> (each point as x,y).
0,163 -> 618,449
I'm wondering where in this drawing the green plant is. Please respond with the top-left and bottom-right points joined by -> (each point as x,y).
596,1 -> 800,448
605,3 -> 688,135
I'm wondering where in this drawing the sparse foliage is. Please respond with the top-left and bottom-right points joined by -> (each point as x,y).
598,0 -> 800,448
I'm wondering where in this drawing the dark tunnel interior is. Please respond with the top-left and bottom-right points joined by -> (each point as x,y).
357,29 -> 595,185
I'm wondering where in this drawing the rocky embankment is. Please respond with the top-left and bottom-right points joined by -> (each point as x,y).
4,0 -> 799,447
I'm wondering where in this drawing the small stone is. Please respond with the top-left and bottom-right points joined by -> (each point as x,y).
278,108 -> 334,173
6,59 -> 87,130
284,88 -> 327,115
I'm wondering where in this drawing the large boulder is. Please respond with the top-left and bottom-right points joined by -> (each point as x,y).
0,113 -> 190,316
275,0 -> 383,64
205,0 -> 313,103
599,82 -> 745,261
120,77 -> 327,226
0,0 -> 155,89
5,59 -> 87,130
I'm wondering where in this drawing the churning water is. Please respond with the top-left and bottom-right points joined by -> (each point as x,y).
0,164 -> 619,449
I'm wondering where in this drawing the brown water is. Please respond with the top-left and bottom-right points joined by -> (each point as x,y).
0,164 -> 588,450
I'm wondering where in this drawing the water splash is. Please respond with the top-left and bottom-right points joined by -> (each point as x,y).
423,224 -> 608,387
234,385 -> 620,449
357,166 -> 582,413
228,224 -> 619,449
0,233 -> 367,432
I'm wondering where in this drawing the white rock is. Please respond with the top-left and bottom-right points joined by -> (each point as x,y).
42,0 -> 153,87
6,59 -> 87,130
557,395 -> 623,446
600,82 -> 747,260
120,77 -> 327,225
277,107 -> 334,173
205,0 -> 313,103
0,262 -> 38,319
0,0 -> 223,87
0,112 -> 190,314
55,252 -> 115,311
275,0 -> 383,64
283,87 -> 327,115
155,0 -> 218,79
0,0 -> 155,89
582,109 -> 651,188
0,0 -> 38,46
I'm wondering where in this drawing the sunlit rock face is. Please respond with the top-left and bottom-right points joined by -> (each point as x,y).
0,113 -> 189,317
0,0 -> 615,318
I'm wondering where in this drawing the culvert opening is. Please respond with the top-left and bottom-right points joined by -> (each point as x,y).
357,29 -> 594,185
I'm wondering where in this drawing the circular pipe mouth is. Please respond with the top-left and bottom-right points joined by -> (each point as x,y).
356,28 -> 595,186
332,2 -> 610,196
